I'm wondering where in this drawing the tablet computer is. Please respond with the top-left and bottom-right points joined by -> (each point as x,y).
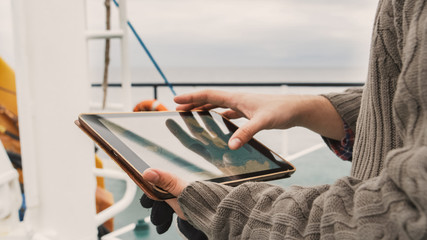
76,111 -> 295,200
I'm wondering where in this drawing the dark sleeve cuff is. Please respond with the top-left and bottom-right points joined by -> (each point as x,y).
322,122 -> 354,161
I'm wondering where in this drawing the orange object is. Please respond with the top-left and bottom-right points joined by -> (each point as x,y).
133,99 -> 168,112
96,186 -> 114,231
95,155 -> 115,231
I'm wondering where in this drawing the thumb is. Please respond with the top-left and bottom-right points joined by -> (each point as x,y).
142,168 -> 188,197
228,118 -> 263,150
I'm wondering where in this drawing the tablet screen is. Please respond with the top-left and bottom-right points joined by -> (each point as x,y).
81,111 -> 294,183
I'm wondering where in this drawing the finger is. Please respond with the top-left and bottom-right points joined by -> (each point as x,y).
174,90 -> 234,109
222,110 -> 244,119
139,194 -> 154,208
142,168 -> 188,197
228,118 -> 264,150
193,104 -> 217,111
176,103 -> 218,111
176,103 -> 208,111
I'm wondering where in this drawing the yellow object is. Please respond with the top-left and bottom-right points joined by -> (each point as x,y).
0,57 -> 17,116
0,125 -> 6,134
95,154 -> 105,188
0,57 -> 20,155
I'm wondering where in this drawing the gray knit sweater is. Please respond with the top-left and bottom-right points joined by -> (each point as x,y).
178,0 -> 427,239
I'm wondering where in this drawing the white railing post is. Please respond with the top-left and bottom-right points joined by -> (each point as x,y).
12,0 -> 97,239
118,0 -> 133,111
87,0 -> 133,112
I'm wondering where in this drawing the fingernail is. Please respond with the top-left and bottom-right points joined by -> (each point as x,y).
143,169 -> 159,184
229,138 -> 241,149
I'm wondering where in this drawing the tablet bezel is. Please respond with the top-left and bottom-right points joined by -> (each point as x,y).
77,111 -> 295,197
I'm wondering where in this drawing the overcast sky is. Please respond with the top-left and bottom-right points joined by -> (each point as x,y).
1,0 -> 378,68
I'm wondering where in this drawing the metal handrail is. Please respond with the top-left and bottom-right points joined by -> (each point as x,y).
91,82 -> 364,99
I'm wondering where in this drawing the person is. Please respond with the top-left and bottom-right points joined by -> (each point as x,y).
141,0 -> 427,239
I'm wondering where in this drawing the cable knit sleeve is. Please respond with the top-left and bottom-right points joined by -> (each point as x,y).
179,133 -> 427,239
177,1 -> 427,239
321,87 -> 363,133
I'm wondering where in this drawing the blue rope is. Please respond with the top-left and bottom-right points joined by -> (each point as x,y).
112,0 -> 177,96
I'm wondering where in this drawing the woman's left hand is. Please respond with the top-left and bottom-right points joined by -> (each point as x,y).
142,168 -> 188,219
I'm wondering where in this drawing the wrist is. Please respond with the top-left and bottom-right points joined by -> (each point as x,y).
295,95 -> 345,140
293,95 -> 325,127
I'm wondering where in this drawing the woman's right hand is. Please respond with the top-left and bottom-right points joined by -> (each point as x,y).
174,90 -> 345,150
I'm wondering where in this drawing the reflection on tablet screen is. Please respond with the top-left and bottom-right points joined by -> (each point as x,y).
99,112 -> 281,182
